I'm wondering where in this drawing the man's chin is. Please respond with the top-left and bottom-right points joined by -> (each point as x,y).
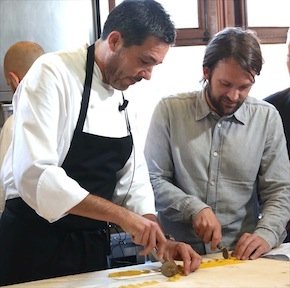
223,106 -> 239,116
113,78 -> 142,90
119,79 -> 137,90
112,82 -> 130,91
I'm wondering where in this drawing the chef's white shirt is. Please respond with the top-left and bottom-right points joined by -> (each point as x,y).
0,45 -> 155,222
0,115 -> 14,213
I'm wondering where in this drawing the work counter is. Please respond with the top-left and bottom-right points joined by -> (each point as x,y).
4,250 -> 290,288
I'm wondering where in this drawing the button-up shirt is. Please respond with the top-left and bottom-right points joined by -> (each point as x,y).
144,89 -> 290,254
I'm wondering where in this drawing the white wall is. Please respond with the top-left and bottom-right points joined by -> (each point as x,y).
125,44 -> 289,147
251,44 -> 289,98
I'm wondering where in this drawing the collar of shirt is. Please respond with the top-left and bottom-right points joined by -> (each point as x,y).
195,88 -> 247,125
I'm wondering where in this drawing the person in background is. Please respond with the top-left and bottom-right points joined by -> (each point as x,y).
264,27 -> 290,243
145,27 -> 290,259
0,1 -> 201,286
0,41 -> 44,214
0,41 -> 45,167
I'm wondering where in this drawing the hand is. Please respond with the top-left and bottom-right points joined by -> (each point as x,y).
192,207 -> 222,250
119,212 -> 167,258
232,233 -> 271,260
163,240 -> 202,275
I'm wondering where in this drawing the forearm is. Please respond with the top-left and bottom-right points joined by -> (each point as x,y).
255,203 -> 290,247
152,175 -> 208,223
69,193 -> 134,228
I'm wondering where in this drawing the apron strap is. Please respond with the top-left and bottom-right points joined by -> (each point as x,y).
75,44 -> 95,132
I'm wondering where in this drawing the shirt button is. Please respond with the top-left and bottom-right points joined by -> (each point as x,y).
213,151 -> 218,157
210,181 -> 215,186
217,123 -> 221,128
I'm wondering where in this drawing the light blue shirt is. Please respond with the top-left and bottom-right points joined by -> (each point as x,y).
145,89 -> 290,254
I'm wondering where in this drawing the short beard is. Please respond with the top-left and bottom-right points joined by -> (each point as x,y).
205,82 -> 243,116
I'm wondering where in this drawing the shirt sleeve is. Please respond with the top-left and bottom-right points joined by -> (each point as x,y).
0,115 -> 13,168
12,56 -> 88,223
255,108 -> 290,247
144,99 -> 209,223
0,116 -> 14,213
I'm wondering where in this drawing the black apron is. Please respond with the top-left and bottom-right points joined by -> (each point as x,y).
0,44 -> 133,286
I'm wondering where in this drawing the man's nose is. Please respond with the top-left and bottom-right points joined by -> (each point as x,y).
138,67 -> 153,80
227,88 -> 239,101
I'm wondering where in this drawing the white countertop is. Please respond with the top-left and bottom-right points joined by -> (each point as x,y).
4,246 -> 290,288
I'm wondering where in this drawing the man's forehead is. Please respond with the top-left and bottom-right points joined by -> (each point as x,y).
137,37 -> 169,63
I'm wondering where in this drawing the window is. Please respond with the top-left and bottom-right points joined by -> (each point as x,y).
247,0 -> 289,27
235,0 -> 289,43
106,0 -> 213,46
102,0 -> 289,46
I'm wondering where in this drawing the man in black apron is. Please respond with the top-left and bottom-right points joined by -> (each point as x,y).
0,1 -> 201,285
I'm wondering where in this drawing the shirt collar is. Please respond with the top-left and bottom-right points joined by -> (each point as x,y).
195,88 -> 246,125
195,89 -> 212,121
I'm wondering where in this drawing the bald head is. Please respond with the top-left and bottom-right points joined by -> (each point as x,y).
3,41 -> 44,92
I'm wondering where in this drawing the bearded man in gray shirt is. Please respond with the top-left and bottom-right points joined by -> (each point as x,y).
145,27 -> 290,260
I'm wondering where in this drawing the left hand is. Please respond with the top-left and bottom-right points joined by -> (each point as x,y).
232,233 -> 271,260
162,240 -> 202,275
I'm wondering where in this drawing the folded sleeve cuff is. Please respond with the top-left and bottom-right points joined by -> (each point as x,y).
36,166 -> 89,222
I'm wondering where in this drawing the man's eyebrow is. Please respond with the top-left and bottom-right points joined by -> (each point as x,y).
142,54 -> 162,64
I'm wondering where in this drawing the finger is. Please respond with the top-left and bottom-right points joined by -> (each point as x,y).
195,225 -> 206,240
210,228 -> 222,250
242,237 -> 263,260
236,234 -> 258,260
183,249 -> 202,275
131,232 -> 142,246
250,240 -> 270,260
139,227 -> 157,256
173,244 -> 191,275
249,245 -> 264,260
172,243 -> 201,275
234,233 -> 251,259
155,230 -> 167,259
193,225 -> 202,237
133,232 -> 148,257
183,250 -> 201,275
202,225 -> 215,243
140,226 -> 151,246
163,247 -> 171,261
190,252 -> 202,273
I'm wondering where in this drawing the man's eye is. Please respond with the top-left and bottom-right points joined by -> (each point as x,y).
239,86 -> 251,91
140,58 -> 151,65
239,84 -> 252,90
221,82 -> 231,87
140,59 -> 149,65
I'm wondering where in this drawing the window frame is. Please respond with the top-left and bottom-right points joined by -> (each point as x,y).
234,0 -> 288,44
106,0 -> 288,46
107,0 -> 214,46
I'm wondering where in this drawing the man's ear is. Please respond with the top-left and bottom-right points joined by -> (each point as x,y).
107,31 -> 123,52
203,67 -> 210,80
7,72 -> 20,92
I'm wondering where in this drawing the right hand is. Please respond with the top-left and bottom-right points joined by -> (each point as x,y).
119,211 -> 167,258
163,240 -> 202,275
192,207 -> 222,250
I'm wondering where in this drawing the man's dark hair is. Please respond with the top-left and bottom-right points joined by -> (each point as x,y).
101,0 -> 176,47
202,27 -> 263,81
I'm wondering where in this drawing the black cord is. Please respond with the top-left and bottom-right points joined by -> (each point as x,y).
107,92 -> 136,263
119,92 -> 135,208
